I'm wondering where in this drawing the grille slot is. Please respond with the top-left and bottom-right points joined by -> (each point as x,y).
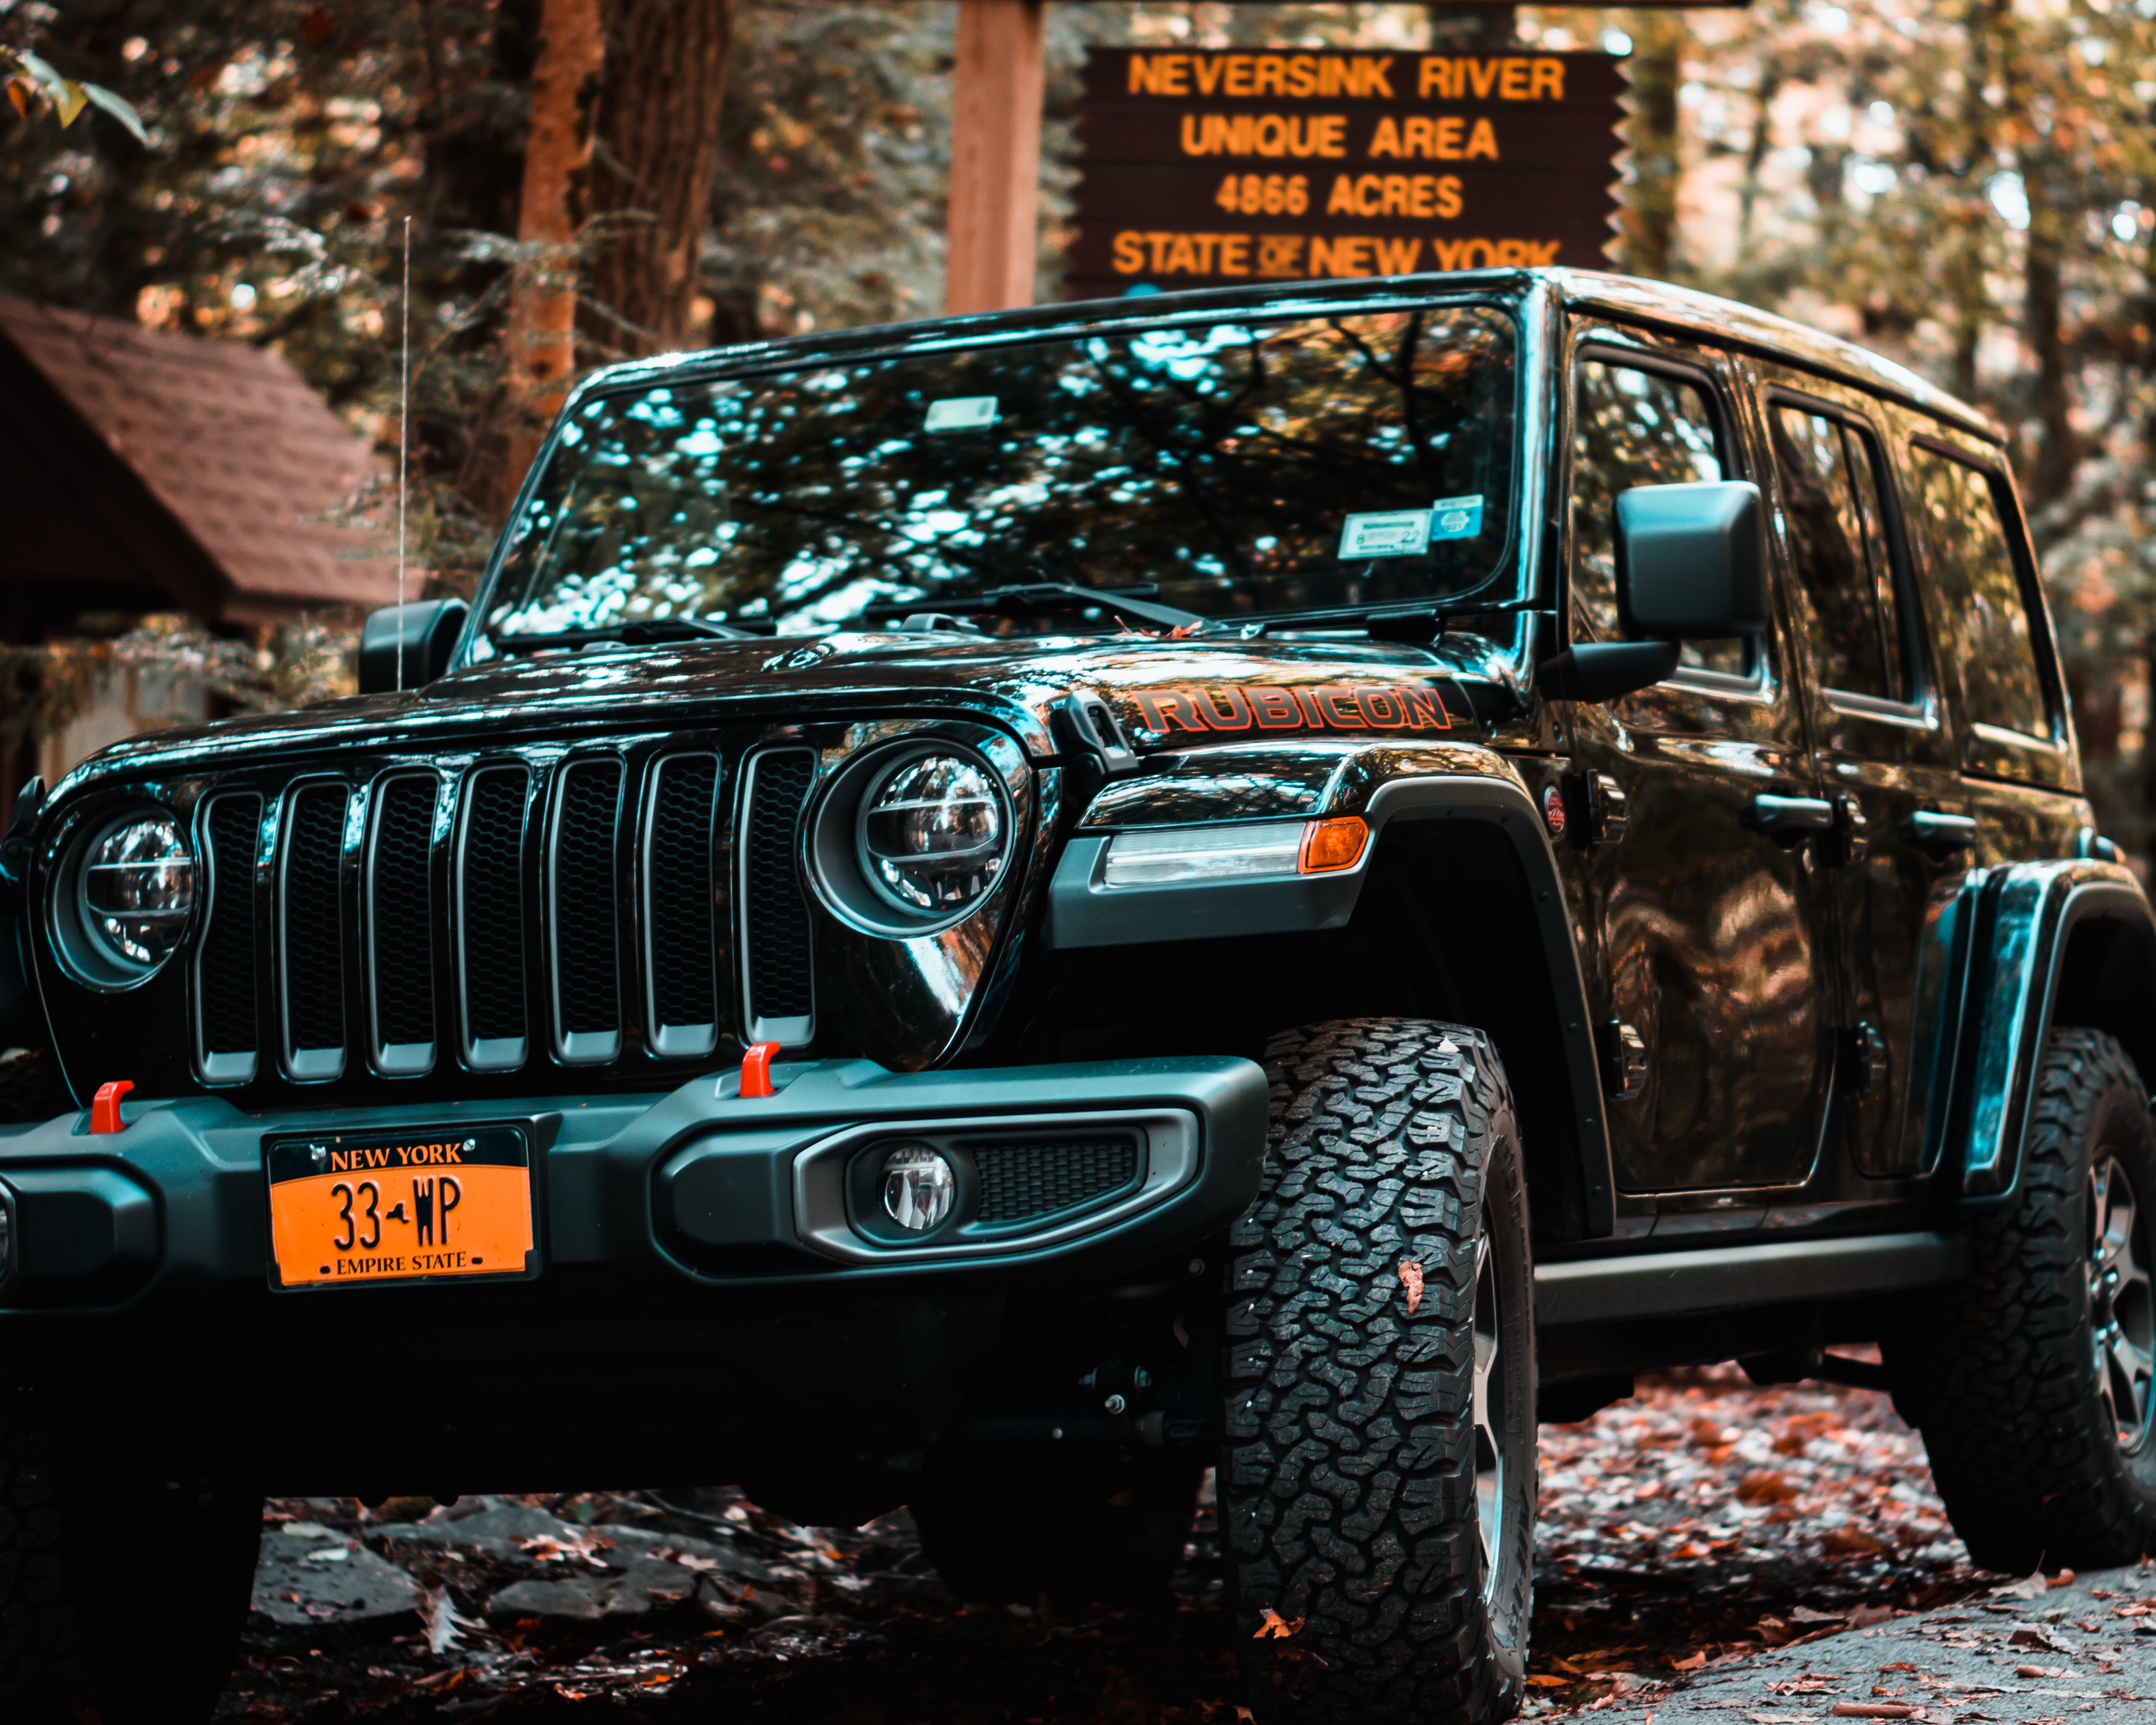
549,759 -> 623,1062
368,775 -> 438,1075
643,753 -> 719,1058
457,765 -> 530,1070
971,1136 -> 1140,1226
738,749 -> 816,1045
278,782 -> 349,1080
194,794 -> 261,1084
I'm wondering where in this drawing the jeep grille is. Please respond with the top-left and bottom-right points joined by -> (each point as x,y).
184,744 -> 787,1090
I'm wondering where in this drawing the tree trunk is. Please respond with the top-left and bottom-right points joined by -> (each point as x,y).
502,0 -> 606,495
583,0 -> 734,356
1618,14 -> 1685,279
1736,66 -> 1780,258
2022,168 -> 2075,512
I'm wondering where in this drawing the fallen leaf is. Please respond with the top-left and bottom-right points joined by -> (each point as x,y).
1820,1525 -> 1888,1556
1669,1650 -> 1707,1671
1398,1258 -> 1424,1316
2046,1569 -> 2076,1588
416,1572 -> 482,1656
1254,1608 -> 1304,1640
1878,1662 -> 1917,1672
1829,1706 -> 1917,1719
1526,1674 -> 1573,1687
1738,1469 -> 1800,1505
2007,1626 -> 2056,1650
2014,1665 -> 2064,1680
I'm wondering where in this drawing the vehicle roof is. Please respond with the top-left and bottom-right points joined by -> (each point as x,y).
566,267 -> 1998,445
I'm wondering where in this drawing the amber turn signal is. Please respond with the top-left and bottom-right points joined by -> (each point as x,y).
1299,816 -> 1369,874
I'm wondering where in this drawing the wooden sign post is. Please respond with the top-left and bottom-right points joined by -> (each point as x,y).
946,0 -> 1046,315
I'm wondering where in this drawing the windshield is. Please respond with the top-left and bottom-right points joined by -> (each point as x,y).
479,304 -> 1517,641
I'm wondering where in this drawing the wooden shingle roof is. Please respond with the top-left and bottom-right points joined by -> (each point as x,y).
0,296 -> 401,623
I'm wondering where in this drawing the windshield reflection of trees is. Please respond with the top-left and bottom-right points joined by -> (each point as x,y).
488,309 -> 1515,636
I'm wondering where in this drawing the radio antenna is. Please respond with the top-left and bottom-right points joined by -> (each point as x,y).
395,214 -> 412,693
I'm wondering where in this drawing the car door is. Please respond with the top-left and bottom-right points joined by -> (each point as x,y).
1755,374 -> 1969,1180
1561,329 -> 1835,1195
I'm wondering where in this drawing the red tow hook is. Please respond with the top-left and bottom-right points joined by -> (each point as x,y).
89,1079 -> 134,1134
739,1042 -> 781,1099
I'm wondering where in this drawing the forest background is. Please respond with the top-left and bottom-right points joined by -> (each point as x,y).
5,0 -> 2156,852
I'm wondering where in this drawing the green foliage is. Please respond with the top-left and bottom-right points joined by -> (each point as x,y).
0,613 -> 355,763
704,4 -> 952,341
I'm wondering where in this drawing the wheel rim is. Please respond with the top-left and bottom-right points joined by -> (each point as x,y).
1471,1221 -> 1504,1597
2088,1153 -> 2156,1454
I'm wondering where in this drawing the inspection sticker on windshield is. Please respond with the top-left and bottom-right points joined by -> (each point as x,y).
1339,509 -> 1433,559
924,395 -> 999,432
1429,494 -> 1485,541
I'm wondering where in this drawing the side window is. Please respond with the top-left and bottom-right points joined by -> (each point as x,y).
1771,405 -> 1909,703
1569,358 -> 1742,677
1906,446 -> 2050,741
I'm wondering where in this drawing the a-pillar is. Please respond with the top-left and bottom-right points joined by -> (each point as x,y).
946,0 -> 1046,315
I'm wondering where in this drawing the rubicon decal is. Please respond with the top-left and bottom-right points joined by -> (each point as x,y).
1130,683 -> 1451,733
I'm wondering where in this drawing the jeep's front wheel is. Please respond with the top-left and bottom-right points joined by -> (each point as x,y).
1221,1019 -> 1534,1725
1888,1027 -> 2156,1572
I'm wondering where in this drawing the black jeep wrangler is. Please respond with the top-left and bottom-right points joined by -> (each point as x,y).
3,267 -> 2153,1724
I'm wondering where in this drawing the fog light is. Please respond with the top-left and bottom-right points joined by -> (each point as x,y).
880,1144 -> 956,1231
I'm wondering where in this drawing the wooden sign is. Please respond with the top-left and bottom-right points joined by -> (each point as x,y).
1067,48 -> 1625,299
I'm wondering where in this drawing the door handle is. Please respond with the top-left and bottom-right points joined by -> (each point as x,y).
1907,810 -> 1979,855
1746,793 -> 1836,844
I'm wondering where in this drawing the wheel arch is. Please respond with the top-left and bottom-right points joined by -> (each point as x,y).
1043,763 -> 1616,1240
1951,858 -> 2156,1199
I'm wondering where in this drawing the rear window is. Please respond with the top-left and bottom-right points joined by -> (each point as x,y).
1906,446 -> 2050,742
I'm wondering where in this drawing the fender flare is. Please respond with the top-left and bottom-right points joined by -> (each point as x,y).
1948,858 -> 2156,1198
1046,767 -> 1616,1238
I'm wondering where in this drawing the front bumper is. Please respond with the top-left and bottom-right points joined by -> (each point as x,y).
0,1054 -> 1269,1317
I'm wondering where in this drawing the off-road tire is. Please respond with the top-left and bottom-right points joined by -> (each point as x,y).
1886,1028 -> 2156,1572
1221,1019 -> 1535,1725
913,1444 -> 1205,1606
0,1385 -> 262,1723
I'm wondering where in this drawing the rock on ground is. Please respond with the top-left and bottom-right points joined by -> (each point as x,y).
217,1366 -> 2156,1720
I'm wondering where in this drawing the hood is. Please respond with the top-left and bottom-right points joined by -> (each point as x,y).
51,626 -> 1521,792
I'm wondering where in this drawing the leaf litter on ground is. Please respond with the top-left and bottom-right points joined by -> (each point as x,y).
217,1361 -> 2015,1721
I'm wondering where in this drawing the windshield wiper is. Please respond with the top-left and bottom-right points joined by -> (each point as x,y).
1240,594 -> 1539,641
855,582 -> 1211,635
489,617 -> 772,653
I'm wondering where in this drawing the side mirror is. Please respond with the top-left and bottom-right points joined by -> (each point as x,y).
1615,480 -> 1766,639
358,598 -> 470,694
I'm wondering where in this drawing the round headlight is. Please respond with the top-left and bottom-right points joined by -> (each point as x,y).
881,1144 -> 956,1231
78,816 -> 195,976
856,751 -> 1010,918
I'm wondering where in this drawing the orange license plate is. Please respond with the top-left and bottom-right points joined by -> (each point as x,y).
265,1125 -> 534,1289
